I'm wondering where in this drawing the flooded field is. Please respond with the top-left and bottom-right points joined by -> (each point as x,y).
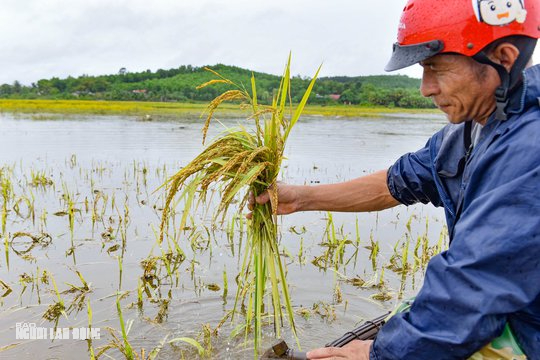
0,112 -> 447,359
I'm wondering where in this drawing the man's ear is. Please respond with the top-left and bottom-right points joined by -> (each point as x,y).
488,43 -> 520,72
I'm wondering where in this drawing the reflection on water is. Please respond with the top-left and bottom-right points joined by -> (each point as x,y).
0,112 -> 448,359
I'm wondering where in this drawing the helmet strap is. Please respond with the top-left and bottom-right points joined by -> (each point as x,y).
473,52 -> 510,121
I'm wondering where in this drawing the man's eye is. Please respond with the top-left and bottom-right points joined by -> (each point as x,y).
507,2 -> 512,7
491,4 -> 496,10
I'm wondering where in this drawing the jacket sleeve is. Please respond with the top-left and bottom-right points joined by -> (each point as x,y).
387,136 -> 443,207
370,119 -> 540,359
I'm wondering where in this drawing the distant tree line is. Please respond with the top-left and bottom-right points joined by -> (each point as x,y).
0,64 -> 435,109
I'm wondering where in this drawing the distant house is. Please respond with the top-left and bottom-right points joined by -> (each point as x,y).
328,94 -> 341,101
132,89 -> 147,94
71,91 -> 94,97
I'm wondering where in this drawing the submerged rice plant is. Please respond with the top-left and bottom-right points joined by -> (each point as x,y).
160,55 -> 320,354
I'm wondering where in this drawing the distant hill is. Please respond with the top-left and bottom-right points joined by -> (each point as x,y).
321,74 -> 420,88
0,64 -> 433,108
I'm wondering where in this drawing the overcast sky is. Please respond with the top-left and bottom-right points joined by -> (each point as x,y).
2,0 -> 539,86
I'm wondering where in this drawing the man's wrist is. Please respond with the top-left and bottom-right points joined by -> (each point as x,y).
294,184 -> 311,212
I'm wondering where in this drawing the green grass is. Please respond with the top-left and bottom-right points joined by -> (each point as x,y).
0,99 -> 439,119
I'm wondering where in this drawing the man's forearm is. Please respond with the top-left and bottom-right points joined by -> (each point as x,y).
297,169 -> 400,212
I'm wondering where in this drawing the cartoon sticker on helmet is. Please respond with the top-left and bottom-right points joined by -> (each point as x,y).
473,0 -> 527,25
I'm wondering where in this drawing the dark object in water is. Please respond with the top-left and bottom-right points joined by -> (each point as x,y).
260,312 -> 390,359
260,340 -> 307,359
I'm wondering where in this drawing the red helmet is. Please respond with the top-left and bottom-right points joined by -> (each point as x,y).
385,0 -> 540,71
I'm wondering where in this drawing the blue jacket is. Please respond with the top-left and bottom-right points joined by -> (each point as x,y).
371,65 -> 540,359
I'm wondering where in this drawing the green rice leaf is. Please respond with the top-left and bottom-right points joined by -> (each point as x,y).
284,64 -> 322,142
169,337 -> 205,356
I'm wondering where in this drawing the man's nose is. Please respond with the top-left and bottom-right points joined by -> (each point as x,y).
420,71 -> 439,98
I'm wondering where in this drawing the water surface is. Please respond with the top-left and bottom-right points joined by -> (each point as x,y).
0,112 -> 448,359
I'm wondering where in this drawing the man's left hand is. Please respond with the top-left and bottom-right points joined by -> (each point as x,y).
306,340 -> 372,359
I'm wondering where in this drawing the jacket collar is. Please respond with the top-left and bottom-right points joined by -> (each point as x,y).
507,64 -> 540,115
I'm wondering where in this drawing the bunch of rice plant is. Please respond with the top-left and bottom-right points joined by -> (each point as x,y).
160,55 -> 320,354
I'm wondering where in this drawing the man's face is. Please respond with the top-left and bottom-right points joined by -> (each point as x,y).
419,54 -> 499,125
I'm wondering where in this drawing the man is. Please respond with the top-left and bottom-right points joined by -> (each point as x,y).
251,0 -> 540,358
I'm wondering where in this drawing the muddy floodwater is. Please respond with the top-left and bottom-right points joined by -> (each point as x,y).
0,112 -> 447,359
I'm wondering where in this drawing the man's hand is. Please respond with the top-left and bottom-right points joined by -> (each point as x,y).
306,340 -> 373,359
246,170 -> 398,218
247,182 -> 304,217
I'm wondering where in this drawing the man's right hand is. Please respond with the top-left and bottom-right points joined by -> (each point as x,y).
246,170 -> 399,219
247,183 -> 305,218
